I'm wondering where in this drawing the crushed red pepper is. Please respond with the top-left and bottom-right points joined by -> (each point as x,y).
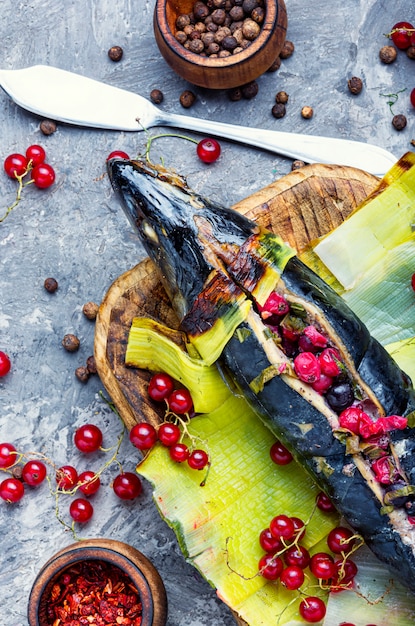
45,559 -> 142,625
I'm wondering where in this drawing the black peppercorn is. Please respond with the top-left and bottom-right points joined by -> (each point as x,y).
40,119 -> 57,135
150,89 -> 164,104
44,277 -> 58,293
75,366 -> 90,383
179,90 -> 197,108
82,301 -> 99,320
392,114 -> 407,131
62,334 -> 80,353
347,76 -> 363,95
271,103 -> 286,118
379,45 -> 397,64
108,46 -> 123,62
241,80 -> 258,99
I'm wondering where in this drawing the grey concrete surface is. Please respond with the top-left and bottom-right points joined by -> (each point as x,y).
0,0 -> 413,624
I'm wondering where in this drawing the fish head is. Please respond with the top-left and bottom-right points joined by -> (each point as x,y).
107,158 -> 257,320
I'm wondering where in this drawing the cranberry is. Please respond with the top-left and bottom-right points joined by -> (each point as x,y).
303,325 -> 327,348
260,292 -> 289,318
311,373 -> 333,394
319,347 -> 342,377
293,352 -> 321,383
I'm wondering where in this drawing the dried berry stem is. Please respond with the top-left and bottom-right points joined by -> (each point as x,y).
0,169 -> 35,223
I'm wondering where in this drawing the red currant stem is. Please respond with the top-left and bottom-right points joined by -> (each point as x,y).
385,27 -> 415,38
379,88 -> 407,115
0,167 -> 35,223
199,461 -> 211,487
142,132 -> 198,166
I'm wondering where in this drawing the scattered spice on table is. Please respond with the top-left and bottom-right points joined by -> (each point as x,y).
45,559 -> 143,625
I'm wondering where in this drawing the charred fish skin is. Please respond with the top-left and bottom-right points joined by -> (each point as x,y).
109,159 -> 415,593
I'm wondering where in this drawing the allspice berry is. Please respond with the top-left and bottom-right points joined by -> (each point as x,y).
272,103 -> 286,119
62,334 -> 80,353
179,90 -> 196,108
75,366 -> 90,383
82,301 -> 99,320
348,76 -> 363,95
44,277 -> 58,293
292,160 -> 306,170
150,89 -> 164,104
392,114 -> 407,131
241,80 -> 258,99
379,45 -> 397,64
267,56 -> 281,72
86,355 -> 97,375
40,119 -> 57,135
279,40 -> 295,59
108,45 -> 123,62
275,91 -> 289,104
407,46 -> 415,60
301,106 -> 313,119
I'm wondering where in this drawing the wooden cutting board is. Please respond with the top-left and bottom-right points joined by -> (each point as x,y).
94,163 -> 379,626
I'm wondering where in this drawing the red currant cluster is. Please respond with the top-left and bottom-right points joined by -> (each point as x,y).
129,372 -> 210,471
1,144 -> 56,222
386,21 -> 415,107
258,509 -> 360,623
0,419 -> 142,532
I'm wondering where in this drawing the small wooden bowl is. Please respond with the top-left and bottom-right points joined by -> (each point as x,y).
27,539 -> 168,626
153,0 -> 287,89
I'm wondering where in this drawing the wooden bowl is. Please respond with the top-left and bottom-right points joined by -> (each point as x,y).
27,539 -> 168,626
153,0 -> 287,89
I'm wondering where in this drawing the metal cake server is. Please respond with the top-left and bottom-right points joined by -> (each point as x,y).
0,65 -> 397,176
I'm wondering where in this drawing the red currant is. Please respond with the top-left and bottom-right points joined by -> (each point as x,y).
169,442 -> 190,463
158,422 -> 181,447
411,271 -> 415,290
0,442 -> 17,468
259,527 -> 284,553
0,351 -> 11,377
112,472 -> 142,500
196,138 -> 221,164
258,553 -> 284,580
188,449 -> 209,470
333,557 -> 358,585
78,470 -> 101,496
107,150 -> 130,161
291,516 -> 306,540
280,564 -> 305,590
69,497 -> 94,522
129,422 -> 158,450
299,596 -> 326,623
284,545 -> 310,569
26,144 -> 46,166
316,491 -> 336,513
0,477 -> 24,502
390,21 -> 414,50
148,372 -> 174,402
327,526 -> 355,554
31,163 -> 55,189
74,424 -> 103,453
167,388 -> 193,415
309,552 -> 336,579
56,465 -> 78,490
269,440 -> 293,465
22,460 -> 47,486
269,514 -> 295,540
4,153 -> 28,178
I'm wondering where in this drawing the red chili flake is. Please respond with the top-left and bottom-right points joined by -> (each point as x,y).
44,560 -> 143,625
